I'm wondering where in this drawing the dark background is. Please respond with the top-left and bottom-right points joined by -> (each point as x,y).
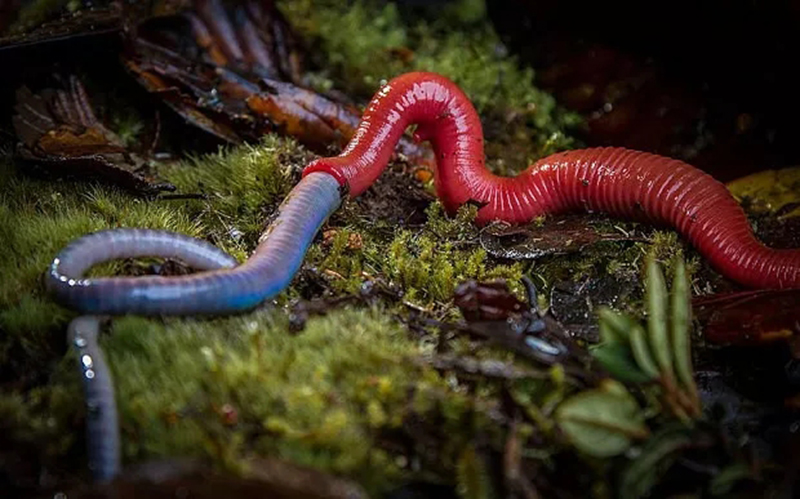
483,0 -> 800,181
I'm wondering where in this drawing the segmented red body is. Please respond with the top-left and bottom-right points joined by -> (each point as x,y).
303,72 -> 800,289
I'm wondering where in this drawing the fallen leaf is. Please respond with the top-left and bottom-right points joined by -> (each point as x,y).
693,289 -> 800,346
556,379 -> 649,457
12,75 -> 173,195
480,214 -> 643,260
727,166 -> 800,219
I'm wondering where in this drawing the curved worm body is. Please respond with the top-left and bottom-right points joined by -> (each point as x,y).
48,172 -> 341,315
304,72 -> 800,289
52,172 -> 339,481
65,235 -> 240,482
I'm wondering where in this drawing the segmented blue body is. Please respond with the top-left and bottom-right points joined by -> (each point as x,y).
48,172 -> 341,315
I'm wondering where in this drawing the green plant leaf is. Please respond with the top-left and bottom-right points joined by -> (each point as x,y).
629,324 -> 661,380
709,462 -> 754,496
670,258 -> 697,399
619,425 -> 695,499
599,318 -> 617,344
646,257 -> 674,381
556,380 -> 649,458
591,342 -> 654,384
598,307 -> 637,344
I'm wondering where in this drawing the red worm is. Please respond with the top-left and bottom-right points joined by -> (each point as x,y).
303,72 -> 800,289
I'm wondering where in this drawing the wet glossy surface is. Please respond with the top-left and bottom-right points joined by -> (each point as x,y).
48,172 -> 341,315
68,316 -> 120,483
303,72 -> 800,289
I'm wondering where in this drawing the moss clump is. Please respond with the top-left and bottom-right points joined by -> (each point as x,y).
108,308 -> 427,486
306,202 -> 523,313
98,307 -> 492,494
643,231 -> 699,286
159,137 -> 300,259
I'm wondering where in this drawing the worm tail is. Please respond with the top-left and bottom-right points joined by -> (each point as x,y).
500,147 -> 800,289
69,316 -> 120,482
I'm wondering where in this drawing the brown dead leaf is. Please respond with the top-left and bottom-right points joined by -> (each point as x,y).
12,75 -> 173,195
121,0 -> 433,165
693,290 -> 800,346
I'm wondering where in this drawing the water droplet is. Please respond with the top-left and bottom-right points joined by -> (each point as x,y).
229,228 -> 243,241
85,369 -> 95,379
360,280 -> 375,296
524,336 -> 562,357
81,355 -> 93,368
73,337 -> 87,348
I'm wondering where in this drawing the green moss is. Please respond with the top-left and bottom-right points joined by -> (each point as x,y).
106,309 -> 414,483
306,201 -> 522,313
6,0 -> 70,35
160,137 -> 298,258
0,301 -> 507,491
383,229 -> 518,306
643,231 -> 699,285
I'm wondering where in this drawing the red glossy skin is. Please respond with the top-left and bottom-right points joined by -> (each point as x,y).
303,72 -> 800,289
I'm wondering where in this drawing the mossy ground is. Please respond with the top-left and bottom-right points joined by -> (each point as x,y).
0,136 -> 527,494
0,0 -> 705,497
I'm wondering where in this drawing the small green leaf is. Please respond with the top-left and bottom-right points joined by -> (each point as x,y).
709,462 -> 754,496
599,319 -> 617,344
646,257 -> 674,380
670,259 -> 697,399
556,380 -> 649,458
619,425 -> 694,499
598,307 -> 637,343
629,324 -> 660,380
591,342 -> 654,384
